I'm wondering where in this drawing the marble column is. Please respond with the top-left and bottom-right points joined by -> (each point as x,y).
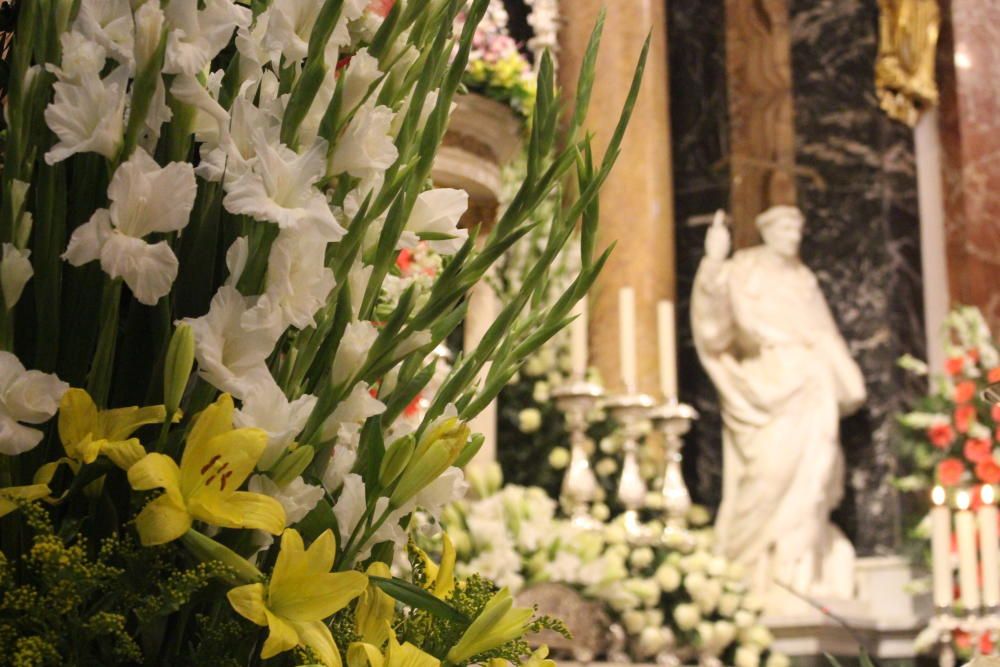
557,0 -> 675,396
936,0 -> 1000,332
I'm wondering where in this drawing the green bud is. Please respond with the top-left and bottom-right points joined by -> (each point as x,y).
180,529 -> 262,585
163,324 -> 195,415
453,432 -> 485,469
379,434 -> 415,487
270,446 -> 315,486
390,420 -> 469,508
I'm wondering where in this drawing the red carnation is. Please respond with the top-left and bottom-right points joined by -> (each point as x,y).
929,422 -> 956,448
955,380 -> 977,404
989,367 -> 1000,383
938,458 -> 966,486
965,438 -> 993,463
947,356 -> 965,376
978,460 -> 1000,484
955,404 -> 977,433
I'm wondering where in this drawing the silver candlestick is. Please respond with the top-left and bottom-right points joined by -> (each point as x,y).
649,399 -> 698,531
553,379 -> 605,530
605,392 -> 657,542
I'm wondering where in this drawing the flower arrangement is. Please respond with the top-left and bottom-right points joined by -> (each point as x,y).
458,3 -> 537,118
0,0 -> 648,664
427,468 -> 787,667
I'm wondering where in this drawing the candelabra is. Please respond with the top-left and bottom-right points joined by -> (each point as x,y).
553,379 -> 605,530
605,391 -> 657,543
649,399 -> 698,547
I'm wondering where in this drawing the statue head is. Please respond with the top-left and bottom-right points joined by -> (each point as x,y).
756,205 -> 804,259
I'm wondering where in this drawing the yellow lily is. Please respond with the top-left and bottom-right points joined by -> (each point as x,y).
0,483 -> 51,518
355,562 -> 396,646
58,388 -> 170,471
347,629 -> 440,667
227,528 -> 368,667
127,394 -> 285,546
414,533 -> 456,600
445,588 -> 534,665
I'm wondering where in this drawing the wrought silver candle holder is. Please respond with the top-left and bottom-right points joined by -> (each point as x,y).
605,391 -> 657,542
649,399 -> 698,535
553,379 -> 605,530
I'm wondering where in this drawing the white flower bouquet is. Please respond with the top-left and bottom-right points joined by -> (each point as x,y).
0,0 -> 647,664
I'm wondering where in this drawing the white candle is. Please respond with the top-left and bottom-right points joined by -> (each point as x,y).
657,300 -> 677,399
570,297 -> 588,379
931,485 -> 953,609
956,490 -> 981,612
980,485 -> 1000,608
618,287 -> 637,391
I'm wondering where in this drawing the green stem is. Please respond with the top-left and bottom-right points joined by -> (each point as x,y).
86,278 -> 123,407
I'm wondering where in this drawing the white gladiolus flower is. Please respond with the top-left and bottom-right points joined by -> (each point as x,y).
133,1 -> 166,71
412,467 -> 469,519
329,102 -> 399,183
234,380 -> 317,470
264,0 -> 326,64
242,229 -> 335,332
223,137 -> 345,241
182,285 -> 283,398
673,603 -> 701,631
170,73 -> 230,147
322,443 -> 358,493
163,0 -> 251,76
73,0 -> 134,67
331,321 -> 378,386
62,149 -> 196,305
0,352 -> 68,455
1,244 -> 33,310
197,88 -> 280,182
341,48 -> 383,115
320,382 -> 386,445
734,646 -> 761,667
50,32 -> 107,81
249,475 -> 324,524
44,66 -> 128,164
400,189 -> 469,255
333,473 -> 407,564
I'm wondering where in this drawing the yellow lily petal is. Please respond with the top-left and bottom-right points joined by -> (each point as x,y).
0,483 -> 51,517
348,642 -> 386,667
389,639 -> 440,667
134,493 -> 192,546
76,434 -> 105,465
433,534 -> 456,599
182,428 -> 268,501
100,404 -> 168,441
273,570 -> 368,623
227,582 -> 269,626
128,452 -> 183,504
290,618 -> 342,667
356,563 -> 394,645
261,608 -> 300,659
271,529 -> 335,594
224,490 -> 286,534
34,458 -> 77,485
179,394 -> 240,485
58,388 -> 99,455
101,438 -> 147,470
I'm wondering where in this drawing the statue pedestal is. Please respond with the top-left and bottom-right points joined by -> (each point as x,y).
765,556 -> 931,660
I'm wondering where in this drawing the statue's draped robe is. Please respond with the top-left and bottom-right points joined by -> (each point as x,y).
692,246 -> 866,604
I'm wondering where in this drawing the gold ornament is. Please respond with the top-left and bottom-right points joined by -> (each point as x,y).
876,0 -> 941,126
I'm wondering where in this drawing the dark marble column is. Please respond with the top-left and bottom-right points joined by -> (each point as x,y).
788,0 -> 924,555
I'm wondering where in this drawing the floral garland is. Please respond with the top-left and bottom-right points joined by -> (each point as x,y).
0,0 -> 646,663
421,468 -> 789,667
458,2 -> 537,118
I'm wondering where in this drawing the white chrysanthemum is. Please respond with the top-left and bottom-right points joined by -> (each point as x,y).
1,244 -> 32,310
44,66 -> 128,164
0,352 -> 68,455
399,188 -> 469,255
181,285 -> 283,398
73,0 -> 134,67
62,149 -> 196,305
163,0 -> 250,75
223,137 -> 345,240
329,101 -> 398,183
234,379 -> 317,470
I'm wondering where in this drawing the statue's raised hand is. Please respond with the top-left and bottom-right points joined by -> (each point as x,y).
704,209 -> 730,261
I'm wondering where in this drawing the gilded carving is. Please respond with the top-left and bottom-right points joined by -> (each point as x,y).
876,0 -> 940,126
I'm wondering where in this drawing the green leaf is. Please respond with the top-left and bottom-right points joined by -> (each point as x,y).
368,576 -> 469,624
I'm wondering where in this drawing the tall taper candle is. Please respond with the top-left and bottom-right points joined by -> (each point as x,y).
618,287 -> 637,391
931,485 -> 953,609
955,490 -> 981,612
570,297 -> 588,379
980,485 -> 1000,608
657,300 -> 677,399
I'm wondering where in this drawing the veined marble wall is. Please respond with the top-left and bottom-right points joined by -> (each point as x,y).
670,0 -> 925,554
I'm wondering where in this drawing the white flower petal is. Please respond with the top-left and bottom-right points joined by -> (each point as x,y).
108,148 -> 197,237
329,102 -> 398,181
0,414 -> 44,455
331,321 -> 378,386
407,188 -> 469,255
44,67 -> 128,164
62,210 -> 113,267
99,234 -> 178,306
1,244 -> 32,310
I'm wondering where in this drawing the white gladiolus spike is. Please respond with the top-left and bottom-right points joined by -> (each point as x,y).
329,101 -> 399,183
73,0 -> 134,68
1,244 -> 33,310
44,66 -> 129,164
163,0 -> 250,76
0,352 -> 68,456
401,188 -> 470,255
234,379 -> 317,470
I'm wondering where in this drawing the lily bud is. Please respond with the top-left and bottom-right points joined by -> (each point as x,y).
269,446 -> 315,487
163,324 -> 195,415
378,434 -> 415,487
180,529 -> 263,585
453,432 -> 485,468
389,419 -> 469,508
446,588 -> 534,664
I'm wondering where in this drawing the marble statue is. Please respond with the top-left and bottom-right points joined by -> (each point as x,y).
691,205 -> 867,612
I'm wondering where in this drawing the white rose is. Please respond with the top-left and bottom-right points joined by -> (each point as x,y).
655,563 -> 682,592
623,610 -> 646,635
694,579 -> 723,615
718,592 -> 742,617
743,593 -> 764,612
604,523 -> 627,545
532,381 -> 550,403
517,408 -> 542,433
595,457 -> 618,477
548,446 -> 570,469
735,646 -> 761,667
707,555 -> 728,577
765,653 -> 791,667
673,602 -> 700,631
624,578 -> 661,607
630,546 -> 654,569
734,610 -> 756,629
637,626 -> 670,657
685,571 -> 708,594
591,502 -> 611,521
697,621 -> 715,646
727,561 -> 747,580
687,503 -> 711,526
743,625 -> 773,649
646,609 -> 664,627
713,620 -> 737,648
